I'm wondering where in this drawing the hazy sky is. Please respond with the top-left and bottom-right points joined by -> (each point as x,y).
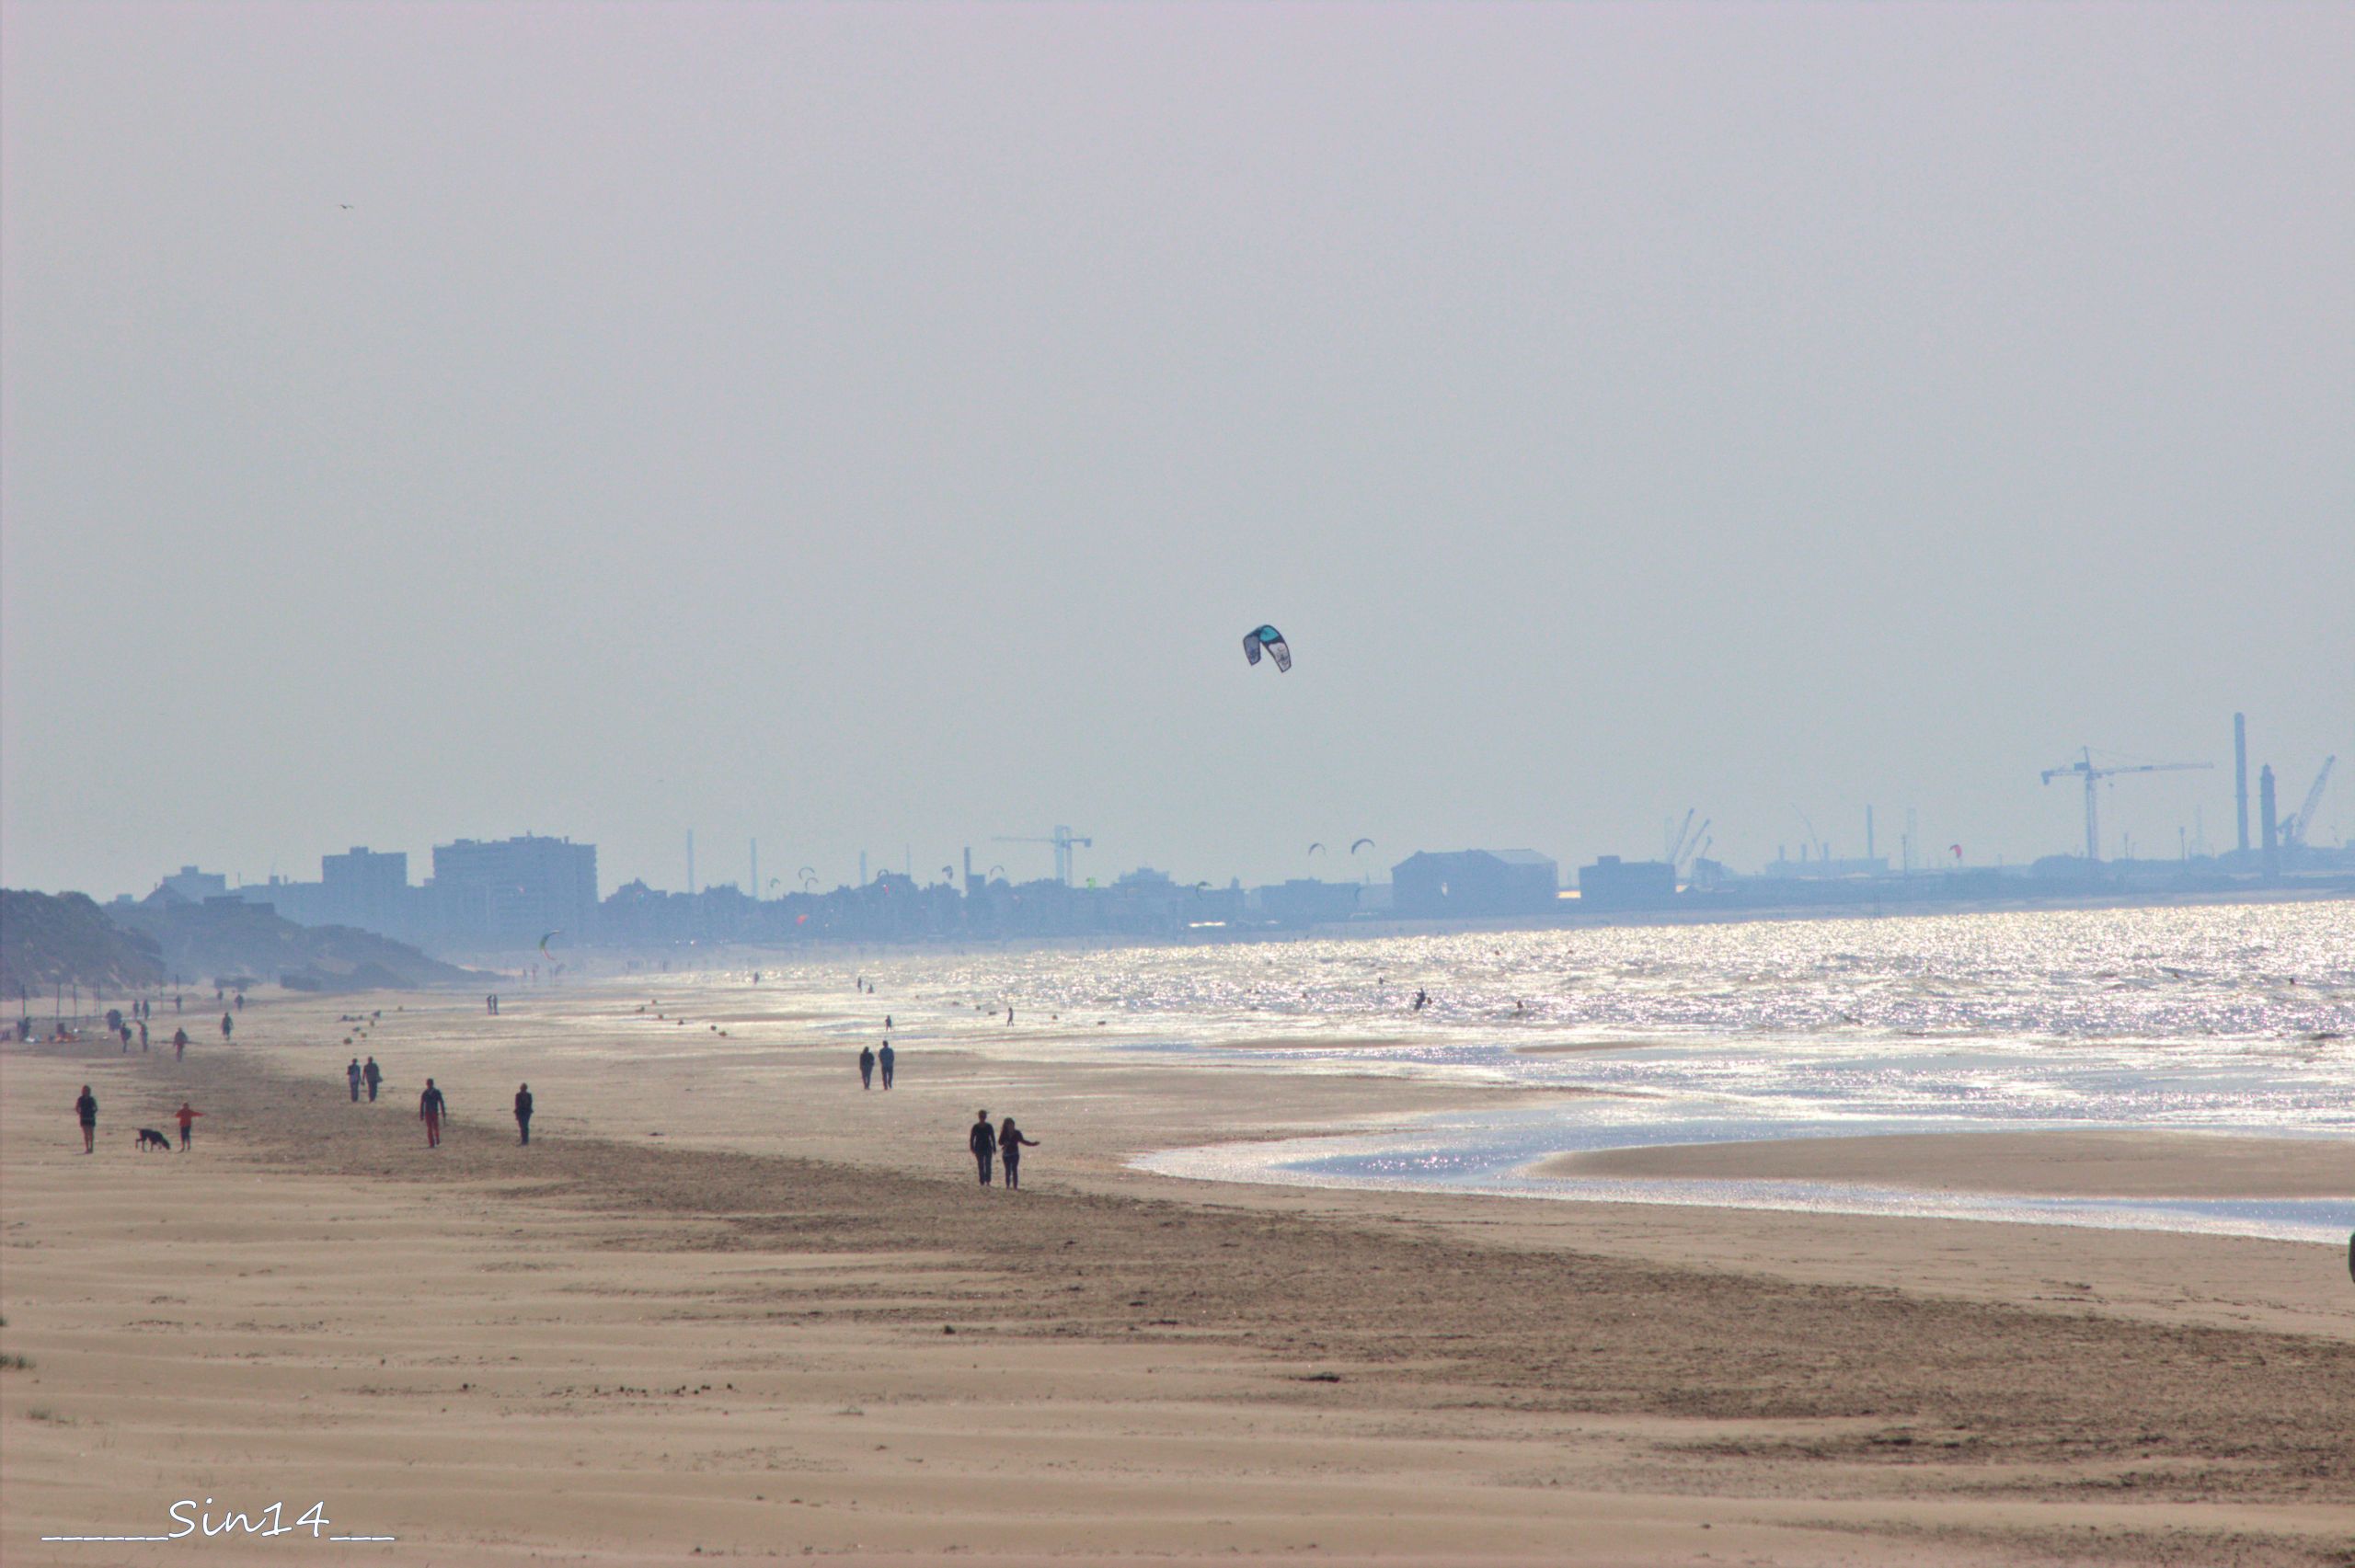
5,2 -> 2349,898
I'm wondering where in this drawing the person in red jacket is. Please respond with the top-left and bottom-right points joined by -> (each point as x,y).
174,1102 -> 203,1151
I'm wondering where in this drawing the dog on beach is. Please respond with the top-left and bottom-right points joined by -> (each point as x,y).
134,1127 -> 174,1152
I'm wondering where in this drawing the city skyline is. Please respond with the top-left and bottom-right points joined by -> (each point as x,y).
68,724 -> 2344,910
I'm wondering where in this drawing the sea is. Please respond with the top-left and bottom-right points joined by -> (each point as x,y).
672,901 -> 2355,1242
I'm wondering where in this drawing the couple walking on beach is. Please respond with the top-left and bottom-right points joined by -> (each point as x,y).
416,1080 -> 535,1147
857,1041 -> 896,1090
969,1111 -> 1039,1189
346,1057 -> 383,1101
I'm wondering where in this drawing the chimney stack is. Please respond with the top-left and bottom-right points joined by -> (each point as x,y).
2234,713 -> 2250,854
2259,764 -> 2279,880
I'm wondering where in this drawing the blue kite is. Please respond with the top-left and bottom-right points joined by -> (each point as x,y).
1242,624 -> 1292,672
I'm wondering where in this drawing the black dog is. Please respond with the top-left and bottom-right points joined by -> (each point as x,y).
134,1127 -> 173,1151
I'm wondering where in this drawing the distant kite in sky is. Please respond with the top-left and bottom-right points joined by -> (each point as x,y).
1350,838 -> 1375,855
1307,842 -> 1326,857
1243,624 -> 1292,671
539,931 -> 562,961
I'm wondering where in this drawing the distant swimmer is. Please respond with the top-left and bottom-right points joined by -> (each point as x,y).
884,1014 -> 892,1030
419,1079 -> 446,1148
879,1040 -> 894,1089
997,1116 -> 1039,1190
859,1045 -> 876,1090
969,1111 -> 996,1185
1412,990 -> 1429,1013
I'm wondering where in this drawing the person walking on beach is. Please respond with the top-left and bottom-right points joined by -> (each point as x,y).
969,1111 -> 996,1186
138,1019 -> 148,1051
420,1079 -> 446,1148
363,1057 -> 382,1102
347,1059 -> 363,1102
75,1085 -> 98,1153
172,1025 -> 189,1060
858,1045 -> 876,1090
120,1021 -> 132,1052
998,1116 -> 1039,1189
878,1040 -> 894,1089
174,1101 -> 203,1151
220,1011 -> 234,1041
513,1083 -> 534,1145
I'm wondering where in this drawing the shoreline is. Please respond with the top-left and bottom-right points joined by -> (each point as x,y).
1532,1129 -> 2355,1200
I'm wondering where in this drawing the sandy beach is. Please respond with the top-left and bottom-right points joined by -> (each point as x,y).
4,982 -> 2351,1566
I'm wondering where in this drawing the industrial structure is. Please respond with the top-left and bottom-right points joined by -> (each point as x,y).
994,826 -> 1093,887
2039,748 -> 2212,863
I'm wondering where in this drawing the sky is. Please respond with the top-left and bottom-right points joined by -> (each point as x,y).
4,1 -> 2350,899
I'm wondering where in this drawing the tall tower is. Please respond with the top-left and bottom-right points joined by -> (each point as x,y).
2259,764 -> 2279,880
2234,713 -> 2250,853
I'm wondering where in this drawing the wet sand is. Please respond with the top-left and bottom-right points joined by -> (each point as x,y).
4,984 -> 2351,1566
1536,1130 -> 2355,1199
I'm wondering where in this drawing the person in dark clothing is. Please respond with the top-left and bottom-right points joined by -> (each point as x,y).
235,992 -> 244,1011
363,1057 -> 382,1101
220,1012 -> 234,1040
347,1059 -> 363,1101
513,1083 -> 534,1145
998,1117 -> 1039,1189
139,1019 -> 148,1051
969,1111 -> 996,1185
419,1079 -> 446,1148
858,1045 -> 876,1090
120,1022 -> 132,1051
172,1026 -> 189,1060
878,1041 -> 894,1089
75,1085 -> 98,1153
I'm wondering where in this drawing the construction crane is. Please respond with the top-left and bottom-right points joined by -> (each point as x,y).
2282,757 -> 2337,849
992,826 -> 1093,886
1676,819 -> 1712,871
1664,808 -> 1695,864
2039,748 -> 2213,863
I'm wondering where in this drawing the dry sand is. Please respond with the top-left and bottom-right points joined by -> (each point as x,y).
4,983 -> 2352,1566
